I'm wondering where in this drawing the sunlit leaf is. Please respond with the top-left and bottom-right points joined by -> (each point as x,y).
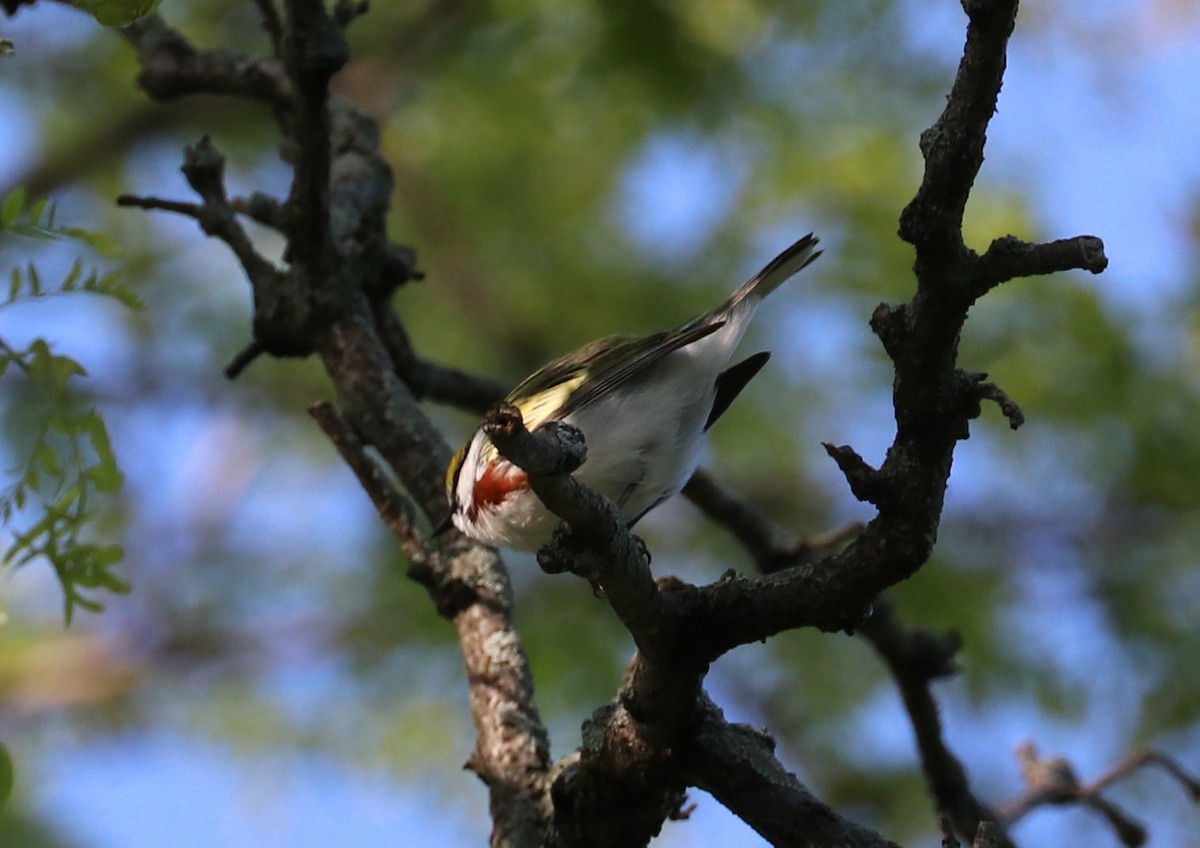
0,189 -> 25,229
61,258 -> 84,291
61,226 -> 122,258
33,442 -> 62,479
67,0 -> 165,28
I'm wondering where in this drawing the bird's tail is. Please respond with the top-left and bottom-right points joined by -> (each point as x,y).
680,233 -> 821,366
725,232 -> 821,308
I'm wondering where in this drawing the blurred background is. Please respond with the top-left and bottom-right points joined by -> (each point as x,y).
1,0 -> 1198,845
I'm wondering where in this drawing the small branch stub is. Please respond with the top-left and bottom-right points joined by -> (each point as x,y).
483,403 -> 586,477
823,442 -> 892,509
977,381 -> 1024,430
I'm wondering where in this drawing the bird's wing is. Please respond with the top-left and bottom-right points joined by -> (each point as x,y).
509,321 -> 724,430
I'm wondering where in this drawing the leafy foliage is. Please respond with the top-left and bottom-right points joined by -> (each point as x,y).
0,189 -> 135,622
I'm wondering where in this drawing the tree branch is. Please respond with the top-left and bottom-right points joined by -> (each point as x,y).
117,9 -> 553,845
481,403 -> 673,661
279,0 -> 345,277
997,743 -> 1200,847
116,137 -> 281,303
899,0 -> 1018,253
683,694 -> 903,848
682,468 -> 862,573
972,235 -> 1109,297
121,14 -> 292,106
104,1 -> 1140,845
860,600 -> 1014,848
308,400 -> 437,568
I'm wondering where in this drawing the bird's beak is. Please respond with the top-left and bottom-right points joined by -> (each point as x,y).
432,510 -> 455,537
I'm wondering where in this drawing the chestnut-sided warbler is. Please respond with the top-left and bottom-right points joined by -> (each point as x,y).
441,233 -> 821,550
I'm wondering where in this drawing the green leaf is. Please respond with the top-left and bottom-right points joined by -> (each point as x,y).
26,262 -> 41,295
68,0 -> 166,27
49,353 -> 87,384
0,39 -> 15,58
34,442 -> 62,479
7,268 -> 19,302
0,741 -> 12,810
96,567 -> 130,594
84,271 -> 142,309
61,226 -> 121,258
62,258 -> 83,291
80,413 -> 121,492
52,484 -> 81,514
84,462 -> 122,493
91,543 -> 125,571
27,195 -> 49,226
0,189 -> 25,229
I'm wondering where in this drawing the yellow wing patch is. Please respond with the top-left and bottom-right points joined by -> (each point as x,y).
445,441 -> 469,496
512,373 -> 587,430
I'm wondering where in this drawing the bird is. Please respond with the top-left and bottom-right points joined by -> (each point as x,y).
440,233 -> 821,551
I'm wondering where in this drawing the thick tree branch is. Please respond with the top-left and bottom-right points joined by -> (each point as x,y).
117,10 -> 552,845
481,409 -> 903,847
899,0 -> 1017,253
317,309 -> 551,848
279,0 -> 345,277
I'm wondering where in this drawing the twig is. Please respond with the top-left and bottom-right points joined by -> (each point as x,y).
118,136 -> 304,369
224,340 -> 266,380
116,140 -> 280,303
976,381 -> 1024,429
370,295 -> 508,412
998,742 -> 1200,846
114,195 -> 200,217
253,0 -> 285,54
1090,750 -> 1200,801
681,468 -> 861,573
